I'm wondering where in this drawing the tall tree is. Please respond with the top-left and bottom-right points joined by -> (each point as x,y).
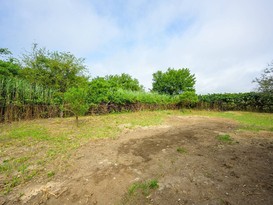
152,68 -> 196,95
21,44 -> 89,116
253,61 -> 273,93
0,48 -> 21,77
21,44 -> 88,92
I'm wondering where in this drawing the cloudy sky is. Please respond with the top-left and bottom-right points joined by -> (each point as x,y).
1,0 -> 273,94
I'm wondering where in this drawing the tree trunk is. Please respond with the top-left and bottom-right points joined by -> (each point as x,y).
76,115 -> 79,127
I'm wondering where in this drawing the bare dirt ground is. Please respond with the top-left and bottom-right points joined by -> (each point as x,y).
2,116 -> 273,205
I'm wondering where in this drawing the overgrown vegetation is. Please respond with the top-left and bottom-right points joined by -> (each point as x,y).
0,45 -> 272,124
198,92 -> 273,112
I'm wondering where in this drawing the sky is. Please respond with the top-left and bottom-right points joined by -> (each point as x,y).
0,0 -> 273,94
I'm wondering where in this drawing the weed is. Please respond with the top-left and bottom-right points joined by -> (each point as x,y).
217,134 -> 233,143
128,179 -> 159,196
177,147 -> 187,154
47,171 -> 55,178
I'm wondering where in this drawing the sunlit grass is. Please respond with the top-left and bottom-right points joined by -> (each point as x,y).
179,110 -> 273,131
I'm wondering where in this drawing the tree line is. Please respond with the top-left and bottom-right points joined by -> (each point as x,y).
0,45 -> 272,123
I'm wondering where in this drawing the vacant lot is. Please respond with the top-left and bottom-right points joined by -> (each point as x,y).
1,110 -> 273,205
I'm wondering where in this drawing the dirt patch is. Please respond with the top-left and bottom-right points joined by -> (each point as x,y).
2,116 -> 273,205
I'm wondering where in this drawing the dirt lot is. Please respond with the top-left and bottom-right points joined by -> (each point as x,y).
2,116 -> 273,205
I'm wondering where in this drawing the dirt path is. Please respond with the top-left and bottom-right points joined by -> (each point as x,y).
4,116 -> 273,205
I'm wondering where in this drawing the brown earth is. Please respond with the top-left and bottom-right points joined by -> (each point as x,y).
2,116 -> 273,205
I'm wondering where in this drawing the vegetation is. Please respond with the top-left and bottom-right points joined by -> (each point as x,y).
216,134 -> 233,143
176,147 -> 187,154
181,110 -> 273,131
0,111 -> 170,194
152,68 -> 196,95
0,45 -> 272,123
64,87 -> 89,126
128,179 -> 159,196
253,61 -> 273,94
198,92 -> 273,112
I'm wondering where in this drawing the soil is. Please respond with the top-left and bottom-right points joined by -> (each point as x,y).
2,116 -> 273,205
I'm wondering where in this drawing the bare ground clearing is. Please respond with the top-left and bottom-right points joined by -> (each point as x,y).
2,116 -> 273,205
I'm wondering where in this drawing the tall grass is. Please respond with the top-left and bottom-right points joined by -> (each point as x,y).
0,76 -> 55,106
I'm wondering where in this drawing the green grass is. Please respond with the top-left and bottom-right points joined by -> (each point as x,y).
128,179 -> 159,196
180,110 -> 273,131
176,147 -> 187,154
217,134 -> 233,143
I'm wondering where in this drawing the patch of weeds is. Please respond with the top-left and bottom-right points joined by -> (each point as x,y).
3,176 -> 21,195
217,134 -> 233,143
128,179 -> 159,196
47,149 -> 57,158
47,171 -> 55,178
25,170 -> 38,181
177,147 -> 187,154
0,159 -> 12,173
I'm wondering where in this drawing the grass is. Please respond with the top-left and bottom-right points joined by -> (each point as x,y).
0,111 -> 168,195
217,134 -> 233,143
176,147 -> 187,154
0,109 -> 272,195
180,110 -> 273,131
128,179 -> 159,196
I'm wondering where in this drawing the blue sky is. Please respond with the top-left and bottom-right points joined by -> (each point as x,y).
1,0 -> 273,93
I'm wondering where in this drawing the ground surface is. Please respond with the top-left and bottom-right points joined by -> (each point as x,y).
2,115 -> 273,205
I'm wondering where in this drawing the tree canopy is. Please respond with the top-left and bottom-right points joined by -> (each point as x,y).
152,68 -> 196,95
253,61 -> 273,94
0,48 -> 21,77
21,44 -> 88,93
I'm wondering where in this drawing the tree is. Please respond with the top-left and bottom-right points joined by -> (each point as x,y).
253,61 -> 273,94
152,68 -> 196,95
64,87 -> 89,126
21,44 -> 88,92
105,73 -> 144,91
87,73 -> 144,104
0,48 -> 21,77
179,91 -> 198,108
87,77 -> 113,104
21,44 -> 89,116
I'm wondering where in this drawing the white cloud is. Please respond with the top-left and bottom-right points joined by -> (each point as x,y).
1,0 -> 273,94
1,0 -> 120,56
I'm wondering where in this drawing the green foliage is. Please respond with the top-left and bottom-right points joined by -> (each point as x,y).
87,77 -> 113,104
179,91 -> 198,107
253,61 -> 273,94
64,87 -> 89,124
106,73 -> 144,91
87,74 -> 144,104
0,48 -> 22,78
21,44 -> 88,94
152,68 -> 196,95
0,76 -> 55,106
108,89 -> 179,105
198,92 -> 273,112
